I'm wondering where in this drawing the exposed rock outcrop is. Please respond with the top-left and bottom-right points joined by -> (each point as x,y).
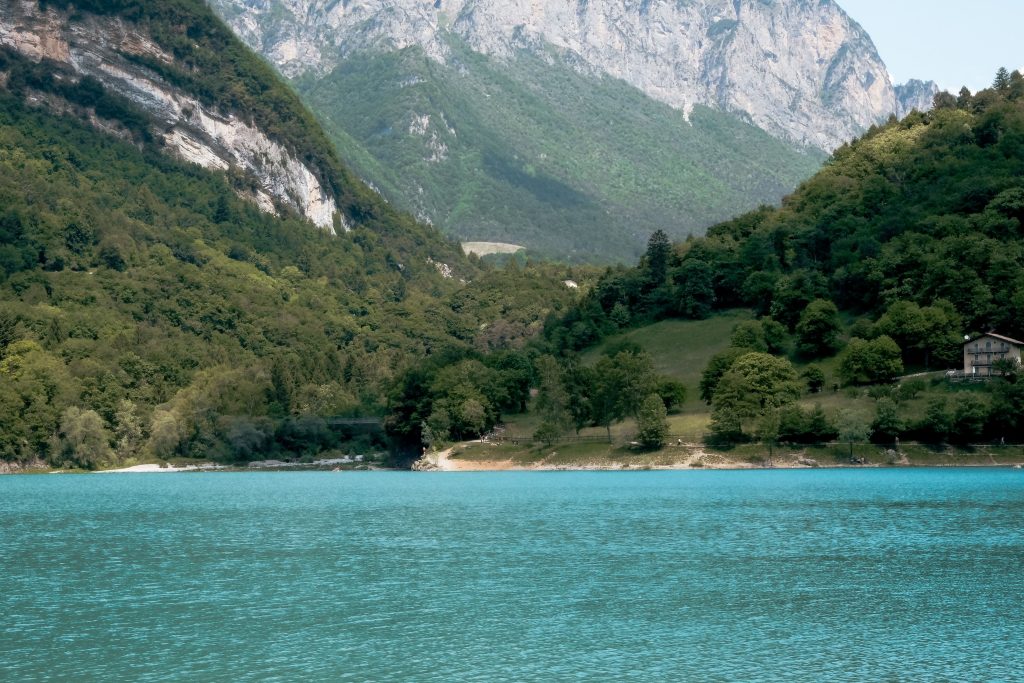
895,79 -> 941,118
211,0 -> 938,151
0,0 -> 340,231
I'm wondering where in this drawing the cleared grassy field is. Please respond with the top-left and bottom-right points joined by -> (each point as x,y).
576,310 -> 974,423
582,310 -> 752,409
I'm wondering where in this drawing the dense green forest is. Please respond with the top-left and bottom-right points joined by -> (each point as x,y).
552,75 -> 1024,350
560,71 -> 1024,443
391,70 -> 1024,454
0,2 -> 580,469
7,0 -> 1024,468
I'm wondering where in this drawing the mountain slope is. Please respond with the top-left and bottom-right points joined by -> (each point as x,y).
545,73 -> 1024,354
215,0 -> 926,150
210,0 -> 934,261
0,0 -> 356,230
0,1 -> 574,467
296,42 -> 824,261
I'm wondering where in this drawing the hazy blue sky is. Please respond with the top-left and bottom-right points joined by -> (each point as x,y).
837,0 -> 1023,93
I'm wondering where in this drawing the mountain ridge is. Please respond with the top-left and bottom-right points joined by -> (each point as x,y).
294,40 -> 825,260
208,0 -> 939,260
213,0 -> 937,151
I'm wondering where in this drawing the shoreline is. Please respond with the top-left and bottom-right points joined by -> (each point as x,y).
414,442 -> 1024,473
2,462 -> 1022,475
424,459 -> 1024,473
5,445 -> 1024,475
94,463 -> 220,474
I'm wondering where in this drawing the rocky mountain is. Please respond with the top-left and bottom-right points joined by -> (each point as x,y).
214,0 -> 935,152
208,0 -> 937,261
895,79 -> 941,118
0,0 -> 341,231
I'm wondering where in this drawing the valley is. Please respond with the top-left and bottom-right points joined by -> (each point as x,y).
2,1 -> 1023,475
209,0 -> 935,260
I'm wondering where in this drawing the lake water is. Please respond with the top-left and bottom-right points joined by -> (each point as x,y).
2,469 -> 1023,682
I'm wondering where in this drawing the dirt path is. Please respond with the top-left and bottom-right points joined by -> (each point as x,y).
433,444 -> 518,471
432,447 -> 455,471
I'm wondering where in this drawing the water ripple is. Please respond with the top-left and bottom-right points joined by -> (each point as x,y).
1,469 -> 1022,681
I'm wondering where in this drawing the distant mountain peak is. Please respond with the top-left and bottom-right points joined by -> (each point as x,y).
213,0 -> 924,151
895,79 -> 941,118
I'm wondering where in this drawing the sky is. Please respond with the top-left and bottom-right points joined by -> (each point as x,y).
837,0 -> 1024,93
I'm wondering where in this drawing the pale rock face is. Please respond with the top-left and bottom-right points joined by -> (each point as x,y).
895,79 -> 941,118
0,0 -> 339,232
210,0 -> 937,151
427,257 -> 454,279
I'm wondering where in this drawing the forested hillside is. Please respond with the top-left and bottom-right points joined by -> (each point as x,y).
551,74 -> 1024,345
389,71 -> 1024,455
0,2 -> 577,469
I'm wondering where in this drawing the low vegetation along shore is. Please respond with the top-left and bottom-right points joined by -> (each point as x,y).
0,455 -> 382,475
4,440 -> 1023,474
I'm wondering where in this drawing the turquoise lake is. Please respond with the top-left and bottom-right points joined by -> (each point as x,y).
2,469 -> 1023,682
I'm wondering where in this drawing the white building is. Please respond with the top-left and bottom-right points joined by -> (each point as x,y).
963,332 -> 1024,377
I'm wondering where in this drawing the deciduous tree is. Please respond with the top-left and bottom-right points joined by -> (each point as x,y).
796,299 -> 842,357
709,352 -> 801,442
636,393 -> 669,449
53,406 -> 113,470
839,336 -> 904,385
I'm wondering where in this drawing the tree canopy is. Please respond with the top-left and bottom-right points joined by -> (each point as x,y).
546,71 -> 1024,352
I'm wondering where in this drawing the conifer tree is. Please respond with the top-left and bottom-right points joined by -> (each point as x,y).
994,67 -> 1011,91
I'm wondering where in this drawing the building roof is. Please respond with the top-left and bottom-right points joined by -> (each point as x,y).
964,332 -> 1024,346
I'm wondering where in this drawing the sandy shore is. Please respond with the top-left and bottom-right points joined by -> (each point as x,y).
95,464 -> 209,474
426,457 -> 1022,472
422,441 -> 1024,472
434,458 -> 764,472
426,443 -> 766,472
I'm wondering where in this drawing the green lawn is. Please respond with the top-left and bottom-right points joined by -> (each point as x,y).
583,310 -> 752,408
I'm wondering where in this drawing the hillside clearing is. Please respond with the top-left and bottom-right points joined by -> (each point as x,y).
461,241 -> 526,257
583,310 -> 751,409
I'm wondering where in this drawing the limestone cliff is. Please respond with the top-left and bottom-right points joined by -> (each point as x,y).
0,0 -> 340,231
895,79 -> 941,118
211,0 -> 937,151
